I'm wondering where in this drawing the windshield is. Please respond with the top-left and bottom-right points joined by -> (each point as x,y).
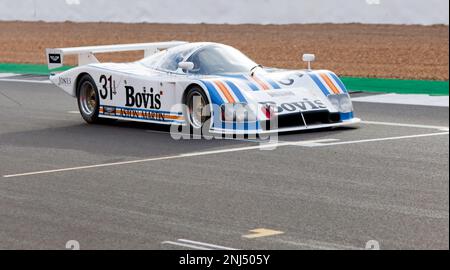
140,43 -> 258,75
186,44 -> 257,75
140,44 -> 199,71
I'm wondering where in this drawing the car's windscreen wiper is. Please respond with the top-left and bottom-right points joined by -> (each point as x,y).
250,64 -> 263,76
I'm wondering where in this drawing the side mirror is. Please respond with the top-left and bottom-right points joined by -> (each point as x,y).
178,61 -> 194,73
302,54 -> 315,70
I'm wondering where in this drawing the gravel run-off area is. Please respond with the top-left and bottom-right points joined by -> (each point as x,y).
0,21 -> 448,80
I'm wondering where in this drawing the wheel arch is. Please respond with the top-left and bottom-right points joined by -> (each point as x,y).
74,72 -> 92,97
181,82 -> 215,131
182,83 -> 211,105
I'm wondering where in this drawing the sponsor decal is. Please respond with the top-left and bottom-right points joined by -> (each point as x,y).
267,90 -> 295,98
100,106 -> 181,122
278,72 -> 304,86
58,77 -> 72,86
102,106 -> 116,116
48,54 -> 62,64
278,78 -> 294,86
119,108 -> 165,121
259,98 -> 327,114
125,85 -> 162,110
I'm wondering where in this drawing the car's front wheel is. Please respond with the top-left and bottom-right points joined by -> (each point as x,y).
185,86 -> 211,134
77,74 -> 100,124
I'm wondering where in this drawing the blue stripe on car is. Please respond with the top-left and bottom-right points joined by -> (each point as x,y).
328,72 -> 348,93
308,73 -> 330,96
263,77 -> 281,89
200,80 -> 224,105
340,112 -> 354,120
224,80 -> 247,103
222,74 -> 259,91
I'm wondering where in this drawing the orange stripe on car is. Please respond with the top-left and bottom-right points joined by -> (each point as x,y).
319,73 -> 340,94
251,75 -> 270,90
214,80 -> 236,103
164,114 -> 184,120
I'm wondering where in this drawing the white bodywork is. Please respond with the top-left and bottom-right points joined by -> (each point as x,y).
47,42 -> 360,134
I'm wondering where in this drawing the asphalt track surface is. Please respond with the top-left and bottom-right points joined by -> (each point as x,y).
0,80 -> 448,250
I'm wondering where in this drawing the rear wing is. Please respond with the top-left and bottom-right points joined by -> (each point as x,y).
46,41 -> 187,70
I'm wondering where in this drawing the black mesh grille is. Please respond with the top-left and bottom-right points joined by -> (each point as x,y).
262,110 -> 340,130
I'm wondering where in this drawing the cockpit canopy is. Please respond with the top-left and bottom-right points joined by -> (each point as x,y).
140,43 -> 257,75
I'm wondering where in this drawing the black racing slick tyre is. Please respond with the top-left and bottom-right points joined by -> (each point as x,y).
77,74 -> 100,124
184,86 -> 212,135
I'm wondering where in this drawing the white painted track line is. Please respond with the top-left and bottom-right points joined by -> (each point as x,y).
352,94 -> 449,107
3,129 -> 449,178
1,139 -> 335,178
161,241 -> 211,250
0,73 -> 17,78
3,120 -> 449,178
162,239 -> 237,250
302,132 -> 449,147
362,120 -> 449,131
0,78 -> 51,84
177,239 -> 238,250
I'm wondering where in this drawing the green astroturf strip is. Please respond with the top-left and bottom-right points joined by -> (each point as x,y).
0,63 -> 72,75
341,77 -> 448,96
0,63 -> 448,96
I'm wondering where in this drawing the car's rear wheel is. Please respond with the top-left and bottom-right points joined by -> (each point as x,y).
77,74 -> 100,124
185,87 -> 211,134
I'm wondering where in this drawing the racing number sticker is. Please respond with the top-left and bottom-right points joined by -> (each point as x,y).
99,75 -> 116,100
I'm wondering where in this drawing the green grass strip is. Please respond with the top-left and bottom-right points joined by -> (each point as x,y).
0,63 -> 448,96
341,77 -> 448,96
0,63 -> 72,75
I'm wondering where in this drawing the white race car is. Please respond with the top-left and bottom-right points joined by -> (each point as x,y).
46,41 -> 360,134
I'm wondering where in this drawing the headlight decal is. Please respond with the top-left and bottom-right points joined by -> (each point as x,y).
327,93 -> 353,113
338,94 -> 354,113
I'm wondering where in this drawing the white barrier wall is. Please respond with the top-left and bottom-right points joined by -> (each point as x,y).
0,0 -> 448,25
